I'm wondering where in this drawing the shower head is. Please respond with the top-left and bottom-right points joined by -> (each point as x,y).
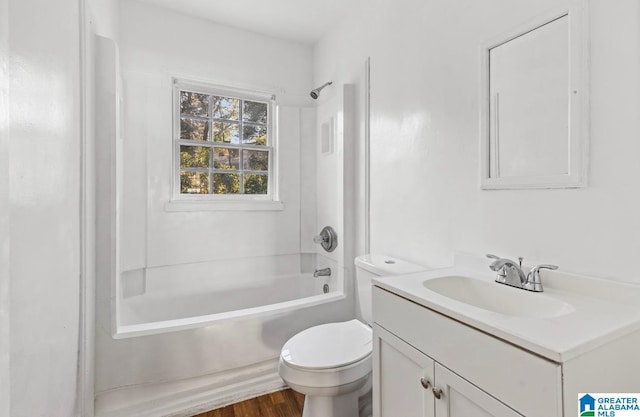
310,81 -> 333,99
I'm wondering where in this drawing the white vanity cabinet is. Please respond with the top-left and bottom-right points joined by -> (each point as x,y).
374,324 -> 435,416
372,286 -> 563,417
433,362 -> 521,417
372,263 -> 640,417
374,324 -> 522,417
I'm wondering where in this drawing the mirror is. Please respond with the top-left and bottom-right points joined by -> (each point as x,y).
480,3 -> 589,189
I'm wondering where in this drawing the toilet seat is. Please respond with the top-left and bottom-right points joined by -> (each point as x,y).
280,319 -> 372,371
278,319 -> 373,391
278,352 -> 371,391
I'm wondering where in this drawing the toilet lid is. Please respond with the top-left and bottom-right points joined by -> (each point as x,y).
281,320 -> 372,370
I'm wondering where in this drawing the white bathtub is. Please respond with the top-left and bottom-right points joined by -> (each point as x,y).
115,253 -> 345,338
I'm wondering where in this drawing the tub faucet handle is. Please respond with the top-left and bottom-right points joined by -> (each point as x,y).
313,235 -> 326,244
313,226 -> 338,253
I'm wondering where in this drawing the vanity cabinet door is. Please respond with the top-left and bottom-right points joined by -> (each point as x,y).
434,363 -> 523,417
373,325 -> 435,417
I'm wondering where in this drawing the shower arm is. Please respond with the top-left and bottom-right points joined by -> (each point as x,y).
310,81 -> 333,99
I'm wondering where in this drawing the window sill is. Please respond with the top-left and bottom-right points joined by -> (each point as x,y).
164,199 -> 285,212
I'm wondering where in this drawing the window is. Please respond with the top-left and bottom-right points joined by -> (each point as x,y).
174,80 -> 275,199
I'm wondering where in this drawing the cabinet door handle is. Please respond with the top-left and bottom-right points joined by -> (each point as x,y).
432,387 -> 443,399
419,378 -> 431,389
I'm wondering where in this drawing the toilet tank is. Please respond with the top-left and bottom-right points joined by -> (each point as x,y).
354,254 -> 428,325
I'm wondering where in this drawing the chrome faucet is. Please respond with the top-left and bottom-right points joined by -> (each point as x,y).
486,254 -> 558,292
313,267 -> 332,278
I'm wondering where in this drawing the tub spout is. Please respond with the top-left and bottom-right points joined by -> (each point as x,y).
313,268 -> 331,278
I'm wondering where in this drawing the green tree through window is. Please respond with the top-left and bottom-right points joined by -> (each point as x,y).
176,83 -> 272,197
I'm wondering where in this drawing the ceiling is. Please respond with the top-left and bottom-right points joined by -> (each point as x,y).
134,0 -> 361,44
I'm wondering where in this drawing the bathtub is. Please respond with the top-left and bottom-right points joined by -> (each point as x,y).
114,253 -> 345,338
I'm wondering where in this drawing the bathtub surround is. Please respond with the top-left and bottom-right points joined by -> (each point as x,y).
314,0 -> 640,283
93,2 -> 354,416
80,3 -> 120,415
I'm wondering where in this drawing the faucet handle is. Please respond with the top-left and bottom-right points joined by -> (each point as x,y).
486,254 -> 509,278
525,264 -> 559,292
531,264 -> 559,273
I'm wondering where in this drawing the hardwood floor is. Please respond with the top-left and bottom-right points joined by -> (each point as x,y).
193,389 -> 305,417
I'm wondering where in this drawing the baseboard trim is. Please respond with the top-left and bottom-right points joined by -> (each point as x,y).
95,360 -> 286,417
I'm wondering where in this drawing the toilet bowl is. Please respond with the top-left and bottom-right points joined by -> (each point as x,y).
278,254 -> 428,417
279,320 -> 371,417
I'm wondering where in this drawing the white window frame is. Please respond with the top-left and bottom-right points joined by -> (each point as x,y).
171,78 -> 279,205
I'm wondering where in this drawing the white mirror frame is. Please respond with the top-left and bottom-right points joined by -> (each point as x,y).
479,1 -> 589,190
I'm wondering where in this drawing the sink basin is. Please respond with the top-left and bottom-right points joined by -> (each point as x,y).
423,276 -> 575,319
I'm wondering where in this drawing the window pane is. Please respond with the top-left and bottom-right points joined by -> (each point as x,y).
243,101 -> 268,124
243,125 -> 267,145
244,174 -> 268,194
214,122 -> 240,143
180,171 -> 209,194
176,85 -> 274,198
213,147 -> 240,170
212,96 -> 239,120
180,91 -> 209,117
180,117 -> 209,141
180,146 -> 210,168
243,149 -> 269,171
213,173 -> 240,194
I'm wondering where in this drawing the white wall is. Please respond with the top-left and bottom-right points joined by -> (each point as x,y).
0,0 -> 10,414
314,0 -> 640,283
6,0 -> 82,415
117,0 -> 315,271
87,0 -> 120,40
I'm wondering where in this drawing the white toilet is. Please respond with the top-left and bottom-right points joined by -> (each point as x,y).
278,254 -> 428,417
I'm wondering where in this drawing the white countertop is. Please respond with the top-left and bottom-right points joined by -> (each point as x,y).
373,265 -> 640,362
